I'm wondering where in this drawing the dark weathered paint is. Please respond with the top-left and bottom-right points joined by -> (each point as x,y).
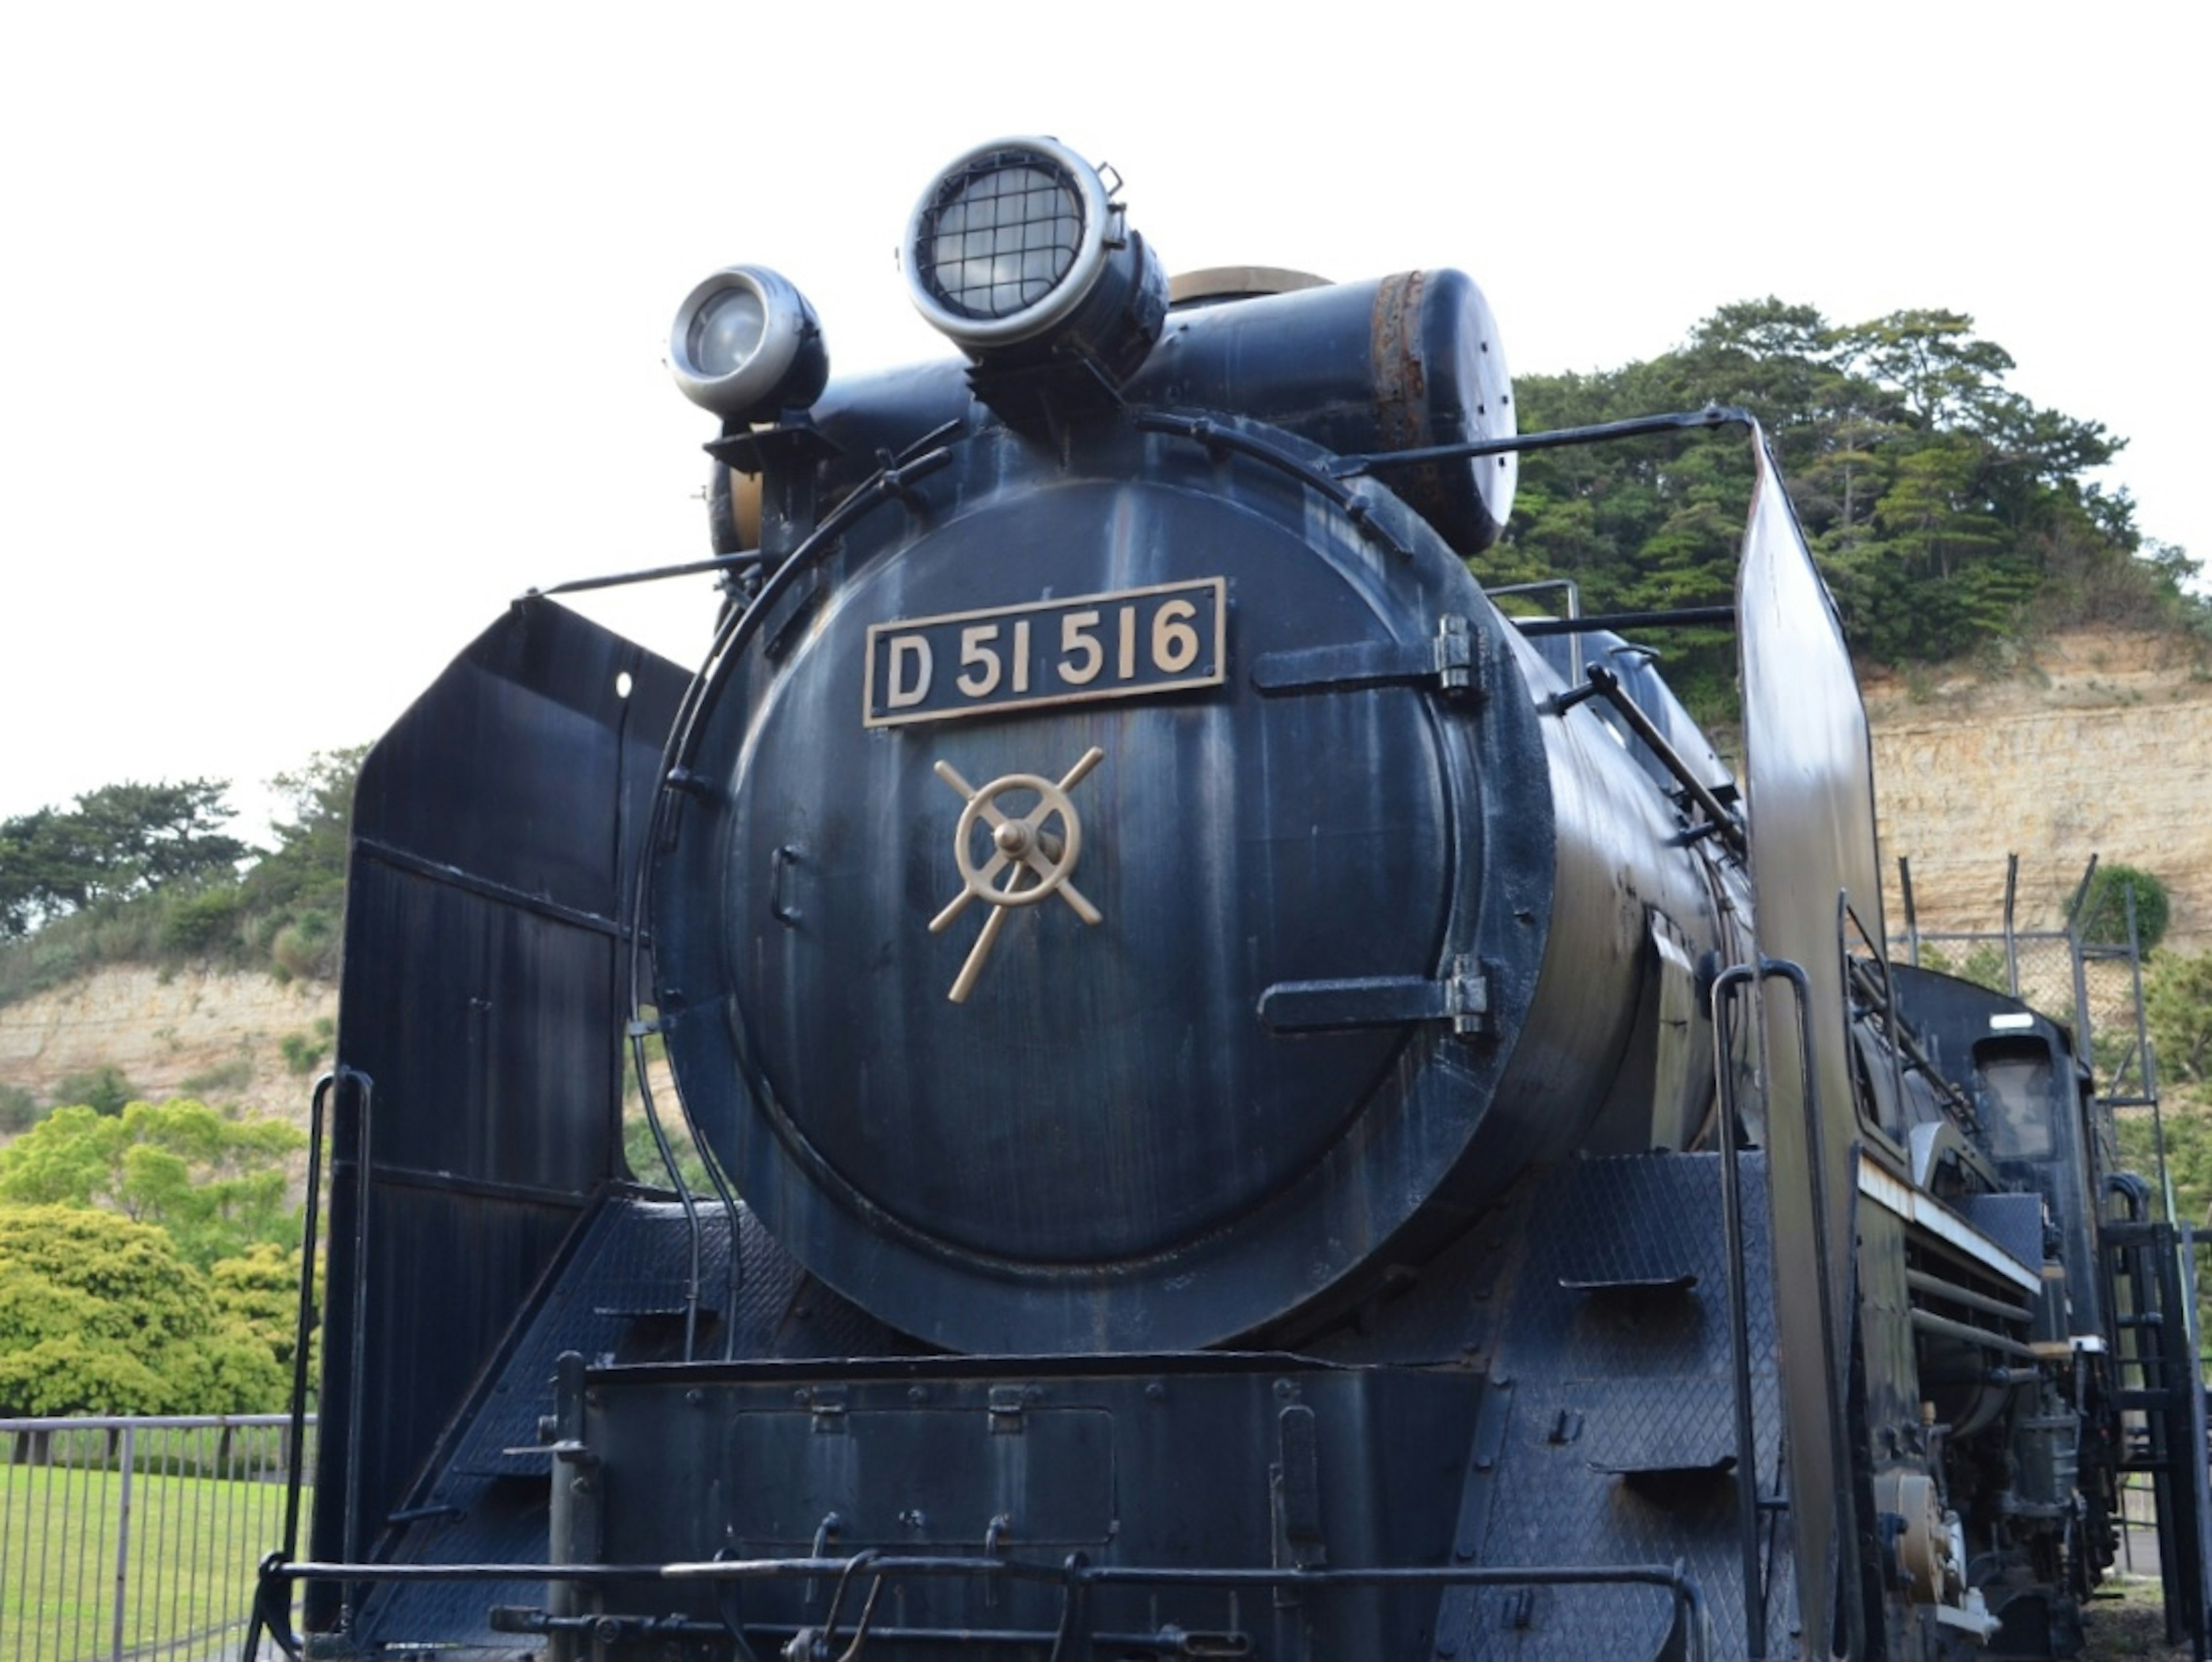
1736,438 -> 1885,1657
309,600 -> 688,1625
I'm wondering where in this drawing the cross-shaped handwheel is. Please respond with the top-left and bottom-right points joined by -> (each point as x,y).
927,747 -> 1105,1003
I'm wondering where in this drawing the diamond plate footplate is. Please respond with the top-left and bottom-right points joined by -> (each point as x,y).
1438,1153 -> 1797,1661
357,1186 -> 918,1648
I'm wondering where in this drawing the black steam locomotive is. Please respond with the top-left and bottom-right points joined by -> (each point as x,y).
263,138 -> 2212,1660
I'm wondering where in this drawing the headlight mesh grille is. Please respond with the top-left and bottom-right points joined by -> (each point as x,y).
917,151 -> 1085,321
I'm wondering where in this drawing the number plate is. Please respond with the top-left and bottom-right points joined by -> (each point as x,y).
863,579 -> 1226,728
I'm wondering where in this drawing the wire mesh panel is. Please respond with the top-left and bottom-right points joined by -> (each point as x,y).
0,1415 -> 312,1662
916,151 -> 1085,320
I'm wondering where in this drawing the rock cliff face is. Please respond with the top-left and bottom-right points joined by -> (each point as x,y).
1,630 -> 2205,1133
0,966 -> 335,1123
1862,628 -> 2212,952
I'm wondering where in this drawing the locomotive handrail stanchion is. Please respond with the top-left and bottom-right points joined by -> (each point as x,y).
619,444 -> 959,1356
1325,404 -> 1756,476
1569,664 -> 1746,857
283,1072 -> 337,1566
1134,410 -> 1413,561
804,1549 -> 886,1661
242,1069 -> 342,1662
1713,953 -> 1873,1659
628,1018 -> 704,1360
1046,1551 -> 1093,1662
529,548 -> 764,601
1898,855 -> 1921,968
2180,1224 -> 2212,1657
256,1551 -> 1711,1660
2003,853 -> 2023,998
1763,952 -> 1866,1662
341,1066 -> 376,1636
244,1551 -> 303,1662
1708,961 -> 1768,1661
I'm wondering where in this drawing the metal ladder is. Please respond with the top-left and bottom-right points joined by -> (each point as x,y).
2102,1205 -> 2212,1657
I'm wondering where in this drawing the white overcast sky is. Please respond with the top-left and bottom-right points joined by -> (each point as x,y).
1,3 -> 2202,836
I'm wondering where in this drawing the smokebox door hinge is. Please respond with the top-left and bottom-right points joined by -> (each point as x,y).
988,1384 -> 1029,1435
1251,615 -> 1487,702
1260,955 -> 1491,1036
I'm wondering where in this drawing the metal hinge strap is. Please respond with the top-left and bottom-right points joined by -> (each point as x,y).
1259,956 -> 1491,1035
1251,615 -> 1484,700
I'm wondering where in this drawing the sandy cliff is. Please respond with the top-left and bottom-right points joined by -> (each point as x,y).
0,966 -> 335,1122
1864,627 -> 2212,951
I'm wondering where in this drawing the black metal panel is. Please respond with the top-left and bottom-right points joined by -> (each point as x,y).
1956,1192 -> 2044,1271
1736,433 -> 1884,1656
309,599 -> 688,1630
359,1192 -> 922,1648
1441,1153 -> 1792,1662
334,872 -> 619,1189
654,415 -> 1560,1354
580,1356 -> 1478,1660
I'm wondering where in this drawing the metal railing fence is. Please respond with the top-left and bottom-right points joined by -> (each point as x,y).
0,1413 -> 312,1662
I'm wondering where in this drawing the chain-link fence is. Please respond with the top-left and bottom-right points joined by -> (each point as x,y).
0,1414 -> 310,1662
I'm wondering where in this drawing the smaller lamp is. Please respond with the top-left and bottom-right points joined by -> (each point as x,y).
668,266 -> 828,422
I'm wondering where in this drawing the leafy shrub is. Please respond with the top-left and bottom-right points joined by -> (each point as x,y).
211,1241 -> 315,1375
0,1205 -> 286,1415
179,1057 -> 255,1098
51,1063 -> 135,1116
0,1099 -> 304,1269
270,910 -> 339,983
0,1083 -> 40,1134
85,902 -> 164,965
2076,863 -> 2171,952
279,1016 -> 334,1077
159,881 -> 249,956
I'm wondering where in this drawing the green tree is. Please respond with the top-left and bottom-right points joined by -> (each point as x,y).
210,1242 -> 305,1368
244,747 -> 361,918
243,747 -> 362,983
1497,297 -> 2207,698
1835,308 -> 2017,429
2076,864 -> 2171,953
0,1205 -> 285,1414
0,779 -> 250,938
50,1062 -> 136,1116
0,1099 -> 304,1269
0,1084 -> 37,1134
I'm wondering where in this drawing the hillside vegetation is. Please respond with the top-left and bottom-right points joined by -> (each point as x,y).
1487,299 -> 2209,717
0,749 -> 358,1010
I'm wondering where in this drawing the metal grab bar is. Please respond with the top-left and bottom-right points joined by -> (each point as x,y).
253,1549 -> 1712,1662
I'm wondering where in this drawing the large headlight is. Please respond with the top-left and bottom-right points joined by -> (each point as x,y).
668,265 -> 828,422
903,137 -> 1165,381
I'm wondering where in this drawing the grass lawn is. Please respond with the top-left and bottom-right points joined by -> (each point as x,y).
0,1462 -> 302,1661
2083,1574 -> 2195,1661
